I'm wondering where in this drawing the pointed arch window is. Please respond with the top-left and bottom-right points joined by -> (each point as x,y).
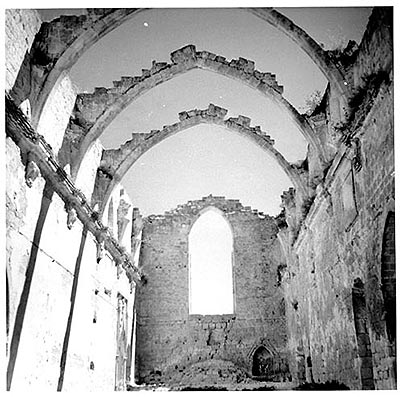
189,208 -> 234,315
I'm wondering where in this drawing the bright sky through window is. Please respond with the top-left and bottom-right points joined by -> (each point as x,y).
189,208 -> 234,315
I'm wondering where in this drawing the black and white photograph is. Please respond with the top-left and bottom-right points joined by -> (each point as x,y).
4,1 -> 396,392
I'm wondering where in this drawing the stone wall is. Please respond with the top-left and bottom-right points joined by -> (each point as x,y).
5,9 -> 42,91
5,6 -> 395,392
6,135 -> 136,391
135,196 -> 289,383
5,9 -> 138,391
351,7 -> 393,88
283,8 -> 395,389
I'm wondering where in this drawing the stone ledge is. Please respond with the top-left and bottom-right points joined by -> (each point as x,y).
5,94 -> 144,285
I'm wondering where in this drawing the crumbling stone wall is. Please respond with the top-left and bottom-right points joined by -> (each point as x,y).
5,6 -> 395,392
5,9 -> 139,391
351,7 -> 392,88
135,196 -> 289,383
6,133 -> 136,391
5,9 -> 42,91
95,103 -> 308,216
282,8 -> 395,390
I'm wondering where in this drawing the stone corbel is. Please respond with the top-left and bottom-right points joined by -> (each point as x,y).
96,234 -> 105,263
116,259 -> 124,279
349,138 -> 362,172
65,201 -> 77,230
129,279 -> 135,294
25,152 -> 40,187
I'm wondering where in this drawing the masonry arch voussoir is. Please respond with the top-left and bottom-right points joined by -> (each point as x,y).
247,8 -> 350,100
93,103 -> 308,216
187,205 -> 236,238
26,9 -> 146,127
68,45 -> 326,181
28,7 -> 347,141
248,339 -> 278,362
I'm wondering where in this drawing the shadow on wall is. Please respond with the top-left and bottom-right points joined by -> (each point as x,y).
251,346 -> 291,382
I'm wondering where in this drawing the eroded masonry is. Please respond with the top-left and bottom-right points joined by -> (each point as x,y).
5,7 -> 395,391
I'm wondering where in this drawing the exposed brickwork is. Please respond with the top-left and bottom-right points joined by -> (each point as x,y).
135,196 -> 288,383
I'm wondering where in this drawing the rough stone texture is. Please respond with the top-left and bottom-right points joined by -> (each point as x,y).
59,44 -> 324,180
6,132 -> 137,391
5,10 -> 138,391
5,9 -> 42,92
135,196 -> 289,383
6,137 -> 46,346
10,9 -> 141,127
350,8 -> 393,89
95,103 -> 308,216
268,8 -> 395,390
36,73 -> 77,156
283,74 -> 394,389
5,6 -> 395,392
101,184 -> 134,251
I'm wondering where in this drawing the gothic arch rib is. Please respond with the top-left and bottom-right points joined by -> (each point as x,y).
67,45 -> 326,180
247,8 -> 349,100
93,104 -> 308,216
25,8 -> 346,140
27,9 -> 146,127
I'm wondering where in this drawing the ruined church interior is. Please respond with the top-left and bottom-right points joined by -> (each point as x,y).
5,6 -> 396,391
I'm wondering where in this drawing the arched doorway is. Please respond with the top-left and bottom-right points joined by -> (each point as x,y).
381,211 -> 396,387
381,211 -> 396,344
352,278 -> 374,389
188,207 -> 234,315
252,346 -> 273,378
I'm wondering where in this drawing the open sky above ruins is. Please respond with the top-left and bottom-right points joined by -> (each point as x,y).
37,4 -> 373,217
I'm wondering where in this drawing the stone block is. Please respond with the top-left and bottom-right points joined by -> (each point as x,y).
237,115 -> 251,127
207,103 -> 228,119
170,44 -> 196,64
178,111 -> 189,121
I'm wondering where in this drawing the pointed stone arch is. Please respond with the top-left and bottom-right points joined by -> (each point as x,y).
252,345 -> 274,377
91,104 -> 308,215
21,9 -> 147,127
247,8 -> 349,100
19,8 -> 347,133
188,206 -> 235,315
66,45 -> 326,179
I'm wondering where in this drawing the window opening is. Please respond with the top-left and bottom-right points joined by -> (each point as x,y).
189,208 -> 234,315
